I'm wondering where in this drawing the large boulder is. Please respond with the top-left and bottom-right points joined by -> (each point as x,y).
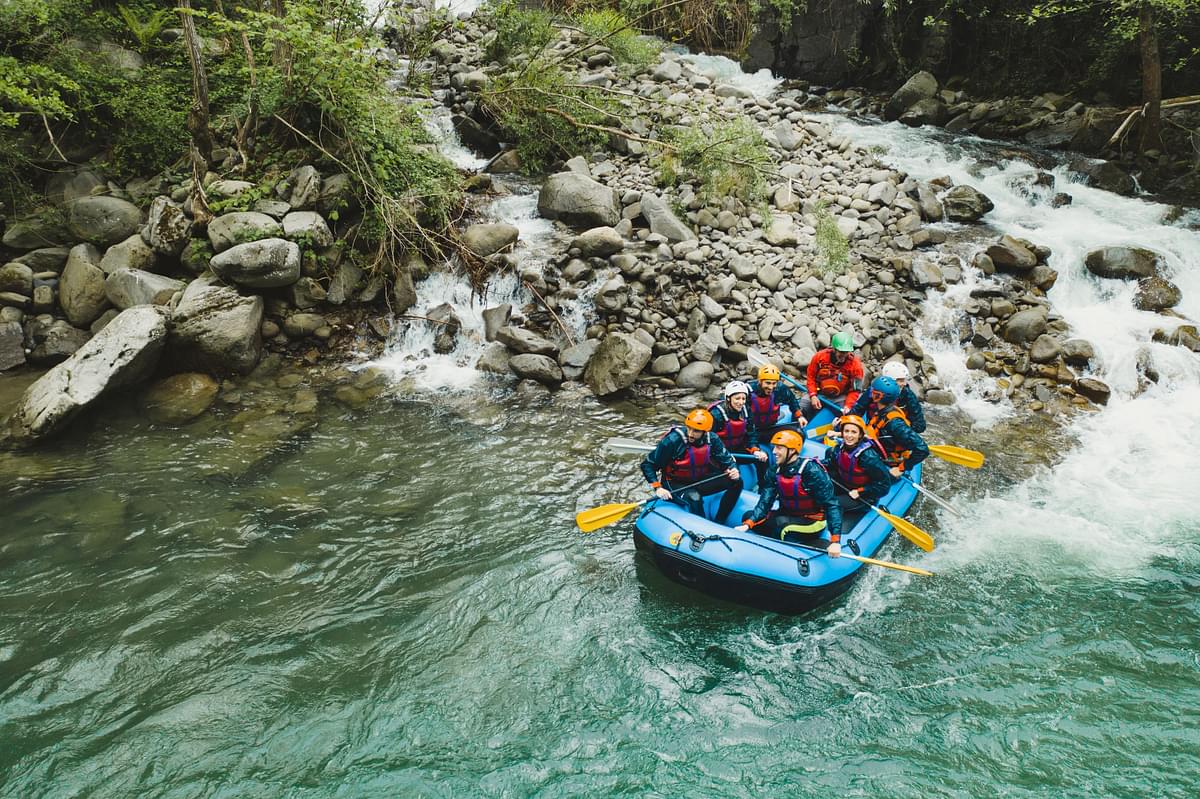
1085,246 -> 1160,280
6,307 -> 167,445
1003,307 -> 1048,345
1074,376 -> 1111,405
66,196 -> 143,247
99,233 -> 158,274
986,236 -> 1038,272
509,354 -> 563,385
1134,276 -> 1182,311
1029,334 -> 1062,363
676,361 -> 715,390
207,211 -> 283,252
1,213 -> 71,249
143,196 -> 193,256
283,165 -> 322,210
898,97 -> 948,127
496,325 -> 558,357
941,185 -> 994,222
0,263 -> 33,296
537,172 -> 620,228
210,238 -> 301,288
282,211 -> 334,249
462,223 -> 519,257
139,372 -> 220,424
583,331 -> 651,395
169,276 -> 264,375
59,243 -> 110,327
105,269 -> 185,310
638,193 -> 696,242
883,71 -> 939,121
570,226 -> 624,257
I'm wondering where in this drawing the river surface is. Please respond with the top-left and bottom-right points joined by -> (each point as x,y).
5,16 -> 1200,799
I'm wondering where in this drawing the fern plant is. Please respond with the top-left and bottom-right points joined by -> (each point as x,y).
116,4 -> 173,51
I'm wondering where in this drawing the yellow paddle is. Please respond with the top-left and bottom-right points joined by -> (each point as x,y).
828,477 -> 935,552
576,473 -> 728,533
928,444 -> 985,469
792,543 -> 933,576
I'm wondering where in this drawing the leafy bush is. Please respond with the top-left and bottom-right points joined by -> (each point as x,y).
575,8 -> 661,71
484,0 -> 556,63
813,200 -> 849,273
658,116 -> 772,205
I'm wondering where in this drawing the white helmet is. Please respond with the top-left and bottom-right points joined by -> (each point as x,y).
724,380 -> 751,398
881,361 -> 910,381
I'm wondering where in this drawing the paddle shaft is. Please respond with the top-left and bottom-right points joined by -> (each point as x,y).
905,476 -> 962,517
792,543 -> 933,577
827,475 -> 935,551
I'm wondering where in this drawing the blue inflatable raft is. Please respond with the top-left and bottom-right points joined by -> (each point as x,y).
633,409 -> 923,615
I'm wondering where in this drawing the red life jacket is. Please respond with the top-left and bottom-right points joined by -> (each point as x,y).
749,388 -> 781,429
835,439 -> 888,488
662,428 -> 713,483
776,458 -> 825,519
810,349 -> 859,397
867,407 -> 912,466
709,401 -> 749,452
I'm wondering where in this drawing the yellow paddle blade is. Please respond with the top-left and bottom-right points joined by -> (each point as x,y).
576,502 -> 641,533
875,507 -> 936,552
929,444 -> 985,469
842,553 -> 933,577
805,423 -> 833,439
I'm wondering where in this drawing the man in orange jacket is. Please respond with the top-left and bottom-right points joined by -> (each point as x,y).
802,331 -> 865,420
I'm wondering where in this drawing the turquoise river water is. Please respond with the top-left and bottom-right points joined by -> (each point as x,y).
2,372 -> 1198,797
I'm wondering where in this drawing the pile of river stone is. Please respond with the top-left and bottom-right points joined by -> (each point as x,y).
0,164 -> 386,446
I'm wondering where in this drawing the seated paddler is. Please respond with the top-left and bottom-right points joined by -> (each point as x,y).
640,408 -> 743,523
822,414 -> 894,512
734,429 -> 843,558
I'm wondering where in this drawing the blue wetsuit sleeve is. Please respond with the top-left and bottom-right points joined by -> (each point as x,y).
888,420 -> 929,469
709,434 -> 736,470
777,384 -> 801,414
641,431 -> 679,484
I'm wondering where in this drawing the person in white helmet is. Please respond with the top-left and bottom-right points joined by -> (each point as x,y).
846,360 -> 927,433
709,380 -> 770,486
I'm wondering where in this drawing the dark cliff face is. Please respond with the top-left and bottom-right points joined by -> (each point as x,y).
744,0 -> 889,86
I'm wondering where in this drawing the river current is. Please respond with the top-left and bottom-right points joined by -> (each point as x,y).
4,15 -> 1200,799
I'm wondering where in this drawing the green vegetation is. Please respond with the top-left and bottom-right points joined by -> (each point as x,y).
575,7 -> 661,71
657,116 -> 772,205
0,0 -> 462,275
813,200 -> 849,273
484,0 -> 555,63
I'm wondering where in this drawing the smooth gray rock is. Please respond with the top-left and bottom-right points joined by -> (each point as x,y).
650,353 -> 681,375
757,263 -> 784,290
496,325 -> 558,357
284,165 -> 322,210
7,307 -> 167,445
1003,307 -> 1048,345
283,312 -> 327,337
1134,276 -> 1182,311
462,223 -> 519,257
210,238 -> 301,288
105,269 -> 184,309
899,98 -> 948,127
559,339 -> 600,370
509,353 -> 563,385
764,214 -> 799,246
1062,338 -> 1095,366
594,277 -> 628,312
326,262 -> 363,305
0,263 -> 33,296
538,172 -> 620,228
1029,334 -> 1062,363
986,236 -> 1038,272
651,59 -> 681,82
482,304 -> 512,342
66,196 -> 143,246
1,214 -> 71,249
290,276 -> 326,309
59,244 -> 110,326
28,319 -> 90,365
884,70 -> 938,121
207,212 -> 283,252
638,193 -> 696,242
584,331 -> 651,395
1074,376 -> 1111,405
476,342 -> 511,374
169,276 -> 263,374
140,372 -> 220,424
910,258 -> 945,288
570,226 -> 623,257
942,185 -> 994,222
392,264 -> 418,313
282,211 -> 334,249
99,233 -> 158,275
1084,246 -> 1161,280
14,247 -> 70,272
676,361 -> 714,389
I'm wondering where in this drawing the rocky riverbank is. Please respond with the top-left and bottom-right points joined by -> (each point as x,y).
3,3 -> 1198,449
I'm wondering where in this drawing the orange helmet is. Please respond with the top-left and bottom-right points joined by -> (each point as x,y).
757,364 -> 781,381
839,415 -> 870,436
684,408 -> 714,432
770,429 -> 804,451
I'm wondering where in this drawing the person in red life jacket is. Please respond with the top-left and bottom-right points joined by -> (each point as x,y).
640,408 -> 743,523
801,331 -> 865,420
747,363 -> 805,437
734,429 -> 843,558
845,360 -> 927,434
821,414 -> 893,511
862,376 -> 929,478
710,380 -> 770,484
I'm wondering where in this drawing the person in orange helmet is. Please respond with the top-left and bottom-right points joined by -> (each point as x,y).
747,362 -> 805,437
735,429 -> 843,557
640,408 -> 743,523
822,414 -> 893,511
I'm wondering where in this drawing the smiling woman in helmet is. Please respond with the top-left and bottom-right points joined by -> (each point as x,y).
801,331 -> 866,420
710,380 -> 770,485
639,407 -> 744,523
735,429 -> 844,558
846,359 -> 927,433
822,414 -> 894,511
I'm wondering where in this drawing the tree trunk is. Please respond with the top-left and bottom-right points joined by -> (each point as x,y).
180,0 -> 214,225
1138,1 -> 1163,152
